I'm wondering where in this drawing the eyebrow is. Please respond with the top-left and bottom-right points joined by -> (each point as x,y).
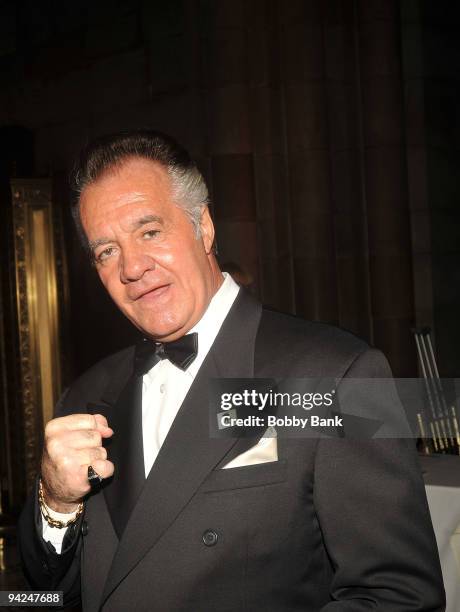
88,215 -> 164,251
131,214 -> 164,229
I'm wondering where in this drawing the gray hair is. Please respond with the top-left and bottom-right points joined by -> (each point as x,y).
71,130 -> 209,249
167,164 -> 209,238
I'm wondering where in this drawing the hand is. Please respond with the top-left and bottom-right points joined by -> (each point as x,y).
41,414 -> 114,513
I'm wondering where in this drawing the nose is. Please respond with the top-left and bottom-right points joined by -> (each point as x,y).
119,245 -> 155,283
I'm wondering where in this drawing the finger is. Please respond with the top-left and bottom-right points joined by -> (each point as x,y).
46,414 -> 99,435
93,414 -> 114,438
89,459 -> 115,480
100,427 -> 114,439
51,429 -> 104,451
78,447 -> 108,464
93,414 -> 108,429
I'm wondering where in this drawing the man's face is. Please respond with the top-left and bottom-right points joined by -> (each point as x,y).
79,157 -> 218,341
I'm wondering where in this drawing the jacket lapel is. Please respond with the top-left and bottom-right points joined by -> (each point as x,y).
101,375 -> 145,539
100,289 -> 262,607
85,350 -> 146,540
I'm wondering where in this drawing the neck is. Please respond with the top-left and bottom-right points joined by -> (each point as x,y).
208,253 -> 224,297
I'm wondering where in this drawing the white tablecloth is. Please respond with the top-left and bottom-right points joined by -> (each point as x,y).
421,455 -> 460,612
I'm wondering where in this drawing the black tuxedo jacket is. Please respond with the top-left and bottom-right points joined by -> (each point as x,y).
18,290 -> 445,611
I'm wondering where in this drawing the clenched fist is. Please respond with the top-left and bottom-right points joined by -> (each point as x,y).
40,414 -> 114,513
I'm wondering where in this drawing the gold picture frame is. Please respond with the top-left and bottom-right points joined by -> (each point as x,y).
11,179 -> 62,491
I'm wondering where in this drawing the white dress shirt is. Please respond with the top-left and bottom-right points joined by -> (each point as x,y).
42,273 -> 240,552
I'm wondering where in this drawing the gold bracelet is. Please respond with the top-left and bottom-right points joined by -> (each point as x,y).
38,479 -> 84,529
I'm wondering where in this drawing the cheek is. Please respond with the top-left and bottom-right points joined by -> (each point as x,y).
156,246 -> 200,286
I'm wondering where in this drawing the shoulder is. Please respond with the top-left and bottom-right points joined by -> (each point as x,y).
256,307 -> 372,377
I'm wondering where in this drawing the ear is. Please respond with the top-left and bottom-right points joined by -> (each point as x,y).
200,207 -> 215,254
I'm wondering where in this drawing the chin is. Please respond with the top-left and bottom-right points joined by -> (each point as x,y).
138,317 -> 185,341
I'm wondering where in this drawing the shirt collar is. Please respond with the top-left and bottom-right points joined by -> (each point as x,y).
186,272 -> 240,378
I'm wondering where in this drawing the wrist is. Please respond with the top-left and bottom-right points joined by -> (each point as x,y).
39,478 -> 84,529
43,497 -> 79,515
39,479 -> 82,515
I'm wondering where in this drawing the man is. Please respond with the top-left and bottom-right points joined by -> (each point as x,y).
18,130 -> 445,611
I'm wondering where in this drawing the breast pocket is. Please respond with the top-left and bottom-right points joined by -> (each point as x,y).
200,460 -> 288,493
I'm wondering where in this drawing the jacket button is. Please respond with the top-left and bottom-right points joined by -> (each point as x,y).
202,529 -> 218,546
81,520 -> 89,536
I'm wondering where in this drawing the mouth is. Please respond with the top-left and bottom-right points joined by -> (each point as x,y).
134,284 -> 171,301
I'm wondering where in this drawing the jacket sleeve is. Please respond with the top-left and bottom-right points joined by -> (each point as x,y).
17,477 -> 83,608
17,387 -> 83,608
315,348 -> 446,610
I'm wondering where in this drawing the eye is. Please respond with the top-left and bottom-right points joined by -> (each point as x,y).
95,246 -> 118,264
142,229 -> 160,240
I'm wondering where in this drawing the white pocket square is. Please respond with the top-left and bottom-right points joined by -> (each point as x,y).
222,427 -> 278,469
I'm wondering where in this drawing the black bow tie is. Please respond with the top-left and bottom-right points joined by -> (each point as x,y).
134,332 -> 198,376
